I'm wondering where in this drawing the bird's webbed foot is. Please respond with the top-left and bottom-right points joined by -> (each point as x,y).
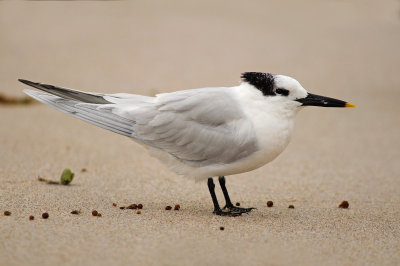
222,204 -> 256,214
213,208 -> 243,217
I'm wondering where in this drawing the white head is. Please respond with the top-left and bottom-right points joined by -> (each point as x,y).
273,74 -> 308,100
241,72 -> 355,112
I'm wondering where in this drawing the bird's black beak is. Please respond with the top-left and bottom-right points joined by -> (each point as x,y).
296,93 -> 356,108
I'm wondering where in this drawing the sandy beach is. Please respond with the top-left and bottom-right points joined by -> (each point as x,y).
1,1 -> 399,265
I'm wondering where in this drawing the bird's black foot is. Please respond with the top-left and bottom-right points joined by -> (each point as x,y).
218,176 -> 256,214
222,205 -> 256,214
213,208 -> 242,217
207,177 -> 254,217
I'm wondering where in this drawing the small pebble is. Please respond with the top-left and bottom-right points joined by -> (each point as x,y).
81,168 -> 87,172
127,204 -> 137,209
4,211 -> 11,216
42,213 -> 49,219
92,210 -> 98,216
267,201 -> 274,207
338,201 -> 349,209
220,226 -> 225,231
112,203 -> 117,207
136,210 -> 141,214
235,202 -> 240,207
288,205 -> 295,209
71,210 -> 80,215
29,216 -> 34,220
165,206 -> 172,210
120,207 -> 125,210
137,204 -> 143,209
174,204 -> 180,210
97,213 -> 102,217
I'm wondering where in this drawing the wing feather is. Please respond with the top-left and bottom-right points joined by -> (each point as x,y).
24,90 -> 134,137
116,87 -> 259,167
19,79 -> 110,104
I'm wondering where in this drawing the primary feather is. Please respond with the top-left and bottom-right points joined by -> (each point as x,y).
19,79 -> 111,104
23,89 -> 134,137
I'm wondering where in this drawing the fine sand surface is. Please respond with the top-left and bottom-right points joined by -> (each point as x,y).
1,1 -> 399,265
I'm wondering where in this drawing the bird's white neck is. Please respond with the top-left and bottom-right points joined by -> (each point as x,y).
233,83 -> 296,167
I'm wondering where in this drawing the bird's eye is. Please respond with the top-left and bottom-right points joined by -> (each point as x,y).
275,88 -> 289,96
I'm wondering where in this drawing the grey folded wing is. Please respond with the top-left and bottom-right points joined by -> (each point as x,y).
21,80 -> 259,168
116,88 -> 259,167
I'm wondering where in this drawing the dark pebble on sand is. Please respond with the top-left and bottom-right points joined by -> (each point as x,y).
29,216 -> 34,220
338,201 -> 349,208
136,210 -> 141,214
127,204 -> 137,209
4,211 -> 11,216
220,226 -> 224,231
165,206 -> 172,210
71,210 -> 80,215
92,210 -> 98,216
120,207 -> 125,210
97,213 -> 102,217
267,201 -> 273,207
42,213 -> 49,219
235,202 -> 240,206
174,204 -> 180,210
112,203 -> 117,207
137,204 -> 143,209
288,205 -> 295,209
81,168 -> 87,172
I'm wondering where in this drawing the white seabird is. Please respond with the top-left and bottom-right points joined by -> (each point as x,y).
20,72 -> 355,216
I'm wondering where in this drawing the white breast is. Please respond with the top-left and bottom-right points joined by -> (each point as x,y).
224,84 -> 295,173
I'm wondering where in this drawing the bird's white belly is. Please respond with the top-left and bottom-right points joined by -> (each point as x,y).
208,115 -> 293,177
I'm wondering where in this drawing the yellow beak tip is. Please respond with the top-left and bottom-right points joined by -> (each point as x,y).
345,102 -> 357,108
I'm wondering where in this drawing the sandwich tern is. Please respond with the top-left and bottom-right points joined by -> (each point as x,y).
20,72 -> 355,216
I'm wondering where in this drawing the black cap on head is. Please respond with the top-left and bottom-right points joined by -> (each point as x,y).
241,72 -> 275,96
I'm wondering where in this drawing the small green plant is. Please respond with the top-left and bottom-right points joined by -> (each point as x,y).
38,168 -> 75,185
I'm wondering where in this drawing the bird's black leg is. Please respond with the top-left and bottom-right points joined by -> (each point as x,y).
207,178 -> 241,217
218,176 -> 255,213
